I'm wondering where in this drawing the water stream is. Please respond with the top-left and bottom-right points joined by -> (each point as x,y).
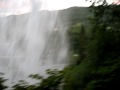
0,0 -> 68,85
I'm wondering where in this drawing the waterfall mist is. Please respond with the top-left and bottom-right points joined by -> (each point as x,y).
0,0 -> 68,85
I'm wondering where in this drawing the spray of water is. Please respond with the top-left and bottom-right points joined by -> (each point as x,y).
0,0 -> 68,85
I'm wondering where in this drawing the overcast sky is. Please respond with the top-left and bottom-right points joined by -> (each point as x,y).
0,0 -> 115,16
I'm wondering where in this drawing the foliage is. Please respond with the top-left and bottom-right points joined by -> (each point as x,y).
63,3 -> 120,90
35,69 -> 64,90
68,23 -> 87,65
11,69 -> 64,90
0,73 -> 7,90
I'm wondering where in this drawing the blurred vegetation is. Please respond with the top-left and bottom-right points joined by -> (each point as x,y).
0,1 -> 120,90
0,73 -> 7,90
63,3 -> 120,90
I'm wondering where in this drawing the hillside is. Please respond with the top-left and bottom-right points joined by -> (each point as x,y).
59,7 -> 91,26
0,6 -> 91,29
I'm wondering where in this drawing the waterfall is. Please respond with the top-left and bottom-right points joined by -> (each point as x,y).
0,0 -> 68,85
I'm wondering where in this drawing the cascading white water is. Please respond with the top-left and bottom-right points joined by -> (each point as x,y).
0,0 -> 68,85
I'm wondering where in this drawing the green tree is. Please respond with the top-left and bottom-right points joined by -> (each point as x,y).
0,73 -> 7,90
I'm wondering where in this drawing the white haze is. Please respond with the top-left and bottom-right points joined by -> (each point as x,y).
0,0 -> 68,87
0,0 -> 114,16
